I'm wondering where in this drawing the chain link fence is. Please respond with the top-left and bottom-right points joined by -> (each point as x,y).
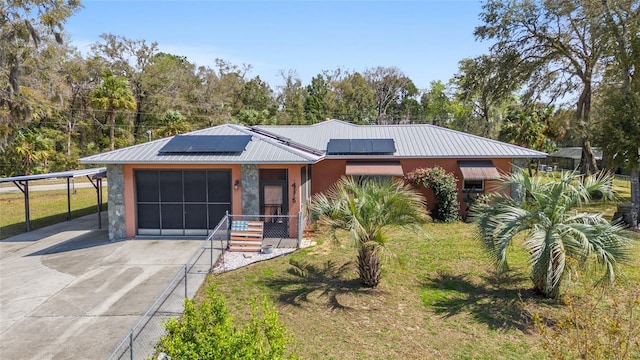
107,212 -> 305,359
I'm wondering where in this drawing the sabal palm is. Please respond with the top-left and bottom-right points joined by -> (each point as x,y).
310,177 -> 429,287
91,71 -> 136,150
471,170 -> 630,298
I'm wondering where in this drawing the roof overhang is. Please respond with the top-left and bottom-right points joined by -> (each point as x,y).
458,160 -> 501,180
345,161 -> 404,177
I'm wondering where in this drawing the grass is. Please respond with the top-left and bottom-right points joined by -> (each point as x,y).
204,221 -> 639,359
200,176 -> 639,360
0,186 -> 106,239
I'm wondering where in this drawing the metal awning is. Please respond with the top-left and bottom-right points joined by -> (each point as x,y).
0,168 -> 107,232
345,161 -> 404,176
458,160 -> 501,180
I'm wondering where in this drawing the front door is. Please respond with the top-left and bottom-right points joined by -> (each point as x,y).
260,180 -> 288,238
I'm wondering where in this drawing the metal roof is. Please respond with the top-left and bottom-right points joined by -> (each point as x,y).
257,120 -> 547,159
80,125 -> 321,165
80,120 -> 547,166
0,167 -> 106,184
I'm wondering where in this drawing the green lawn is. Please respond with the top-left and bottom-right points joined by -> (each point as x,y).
0,186 -> 106,239
203,181 -> 639,359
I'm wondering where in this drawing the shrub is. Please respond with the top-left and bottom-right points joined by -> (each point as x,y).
156,286 -> 296,359
406,166 -> 460,222
535,288 -> 640,359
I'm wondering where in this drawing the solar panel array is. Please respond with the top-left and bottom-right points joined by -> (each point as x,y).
159,135 -> 251,154
326,139 -> 396,155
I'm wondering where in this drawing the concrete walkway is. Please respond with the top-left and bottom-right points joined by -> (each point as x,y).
0,213 -> 219,359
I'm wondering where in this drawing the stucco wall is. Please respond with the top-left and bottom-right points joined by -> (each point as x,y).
311,158 -> 514,217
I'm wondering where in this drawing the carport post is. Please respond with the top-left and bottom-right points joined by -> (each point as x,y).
129,331 -> 133,360
66,178 -> 71,221
184,265 -> 188,298
13,180 -> 30,232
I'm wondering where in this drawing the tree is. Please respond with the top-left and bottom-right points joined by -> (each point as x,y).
309,177 -> 429,287
90,71 -> 136,151
91,34 -> 158,138
0,0 -> 81,149
471,170 -> 631,298
364,66 -> 416,124
453,54 -> 521,137
476,0 -> 608,174
276,70 -> 307,124
157,110 -> 190,137
304,74 -> 332,123
499,104 -> 555,175
333,72 -> 376,124
598,0 -> 640,230
421,81 -> 453,126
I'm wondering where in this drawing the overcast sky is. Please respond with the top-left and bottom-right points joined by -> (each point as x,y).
66,0 -> 491,91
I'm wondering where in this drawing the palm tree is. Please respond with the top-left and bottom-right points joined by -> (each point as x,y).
309,177 -> 429,287
470,170 -> 631,298
91,70 -> 136,150
157,110 -> 191,137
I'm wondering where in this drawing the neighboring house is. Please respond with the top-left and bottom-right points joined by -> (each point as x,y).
548,147 -> 603,170
80,120 -> 546,240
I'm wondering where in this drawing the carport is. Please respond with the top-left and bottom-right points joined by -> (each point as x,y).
0,168 -> 107,232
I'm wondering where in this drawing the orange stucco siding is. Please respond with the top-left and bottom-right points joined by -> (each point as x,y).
311,158 -> 513,218
123,163 -> 242,237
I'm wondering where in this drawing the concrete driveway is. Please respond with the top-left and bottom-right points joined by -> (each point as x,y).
0,213 -> 216,359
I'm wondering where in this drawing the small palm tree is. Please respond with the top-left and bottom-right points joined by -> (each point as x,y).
91,70 -> 136,150
309,177 -> 429,287
471,170 -> 631,298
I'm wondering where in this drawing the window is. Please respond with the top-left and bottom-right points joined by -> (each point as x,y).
463,180 -> 484,192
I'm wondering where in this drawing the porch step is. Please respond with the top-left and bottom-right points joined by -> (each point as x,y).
228,245 -> 263,252
229,220 -> 264,252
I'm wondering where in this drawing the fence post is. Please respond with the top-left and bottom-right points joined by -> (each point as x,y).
129,331 -> 133,360
184,265 -> 188,299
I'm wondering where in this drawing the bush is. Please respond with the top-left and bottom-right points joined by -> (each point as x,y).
156,286 -> 296,360
535,288 -> 640,359
406,166 -> 460,222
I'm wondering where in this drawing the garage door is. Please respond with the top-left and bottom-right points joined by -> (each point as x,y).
135,170 -> 231,236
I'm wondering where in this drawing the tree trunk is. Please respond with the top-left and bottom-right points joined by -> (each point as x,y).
108,110 -> 115,151
631,165 -> 639,231
576,75 -> 598,175
357,244 -> 382,288
580,140 -> 598,175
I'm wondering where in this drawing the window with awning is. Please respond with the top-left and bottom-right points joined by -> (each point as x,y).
457,160 -> 501,181
345,161 -> 404,176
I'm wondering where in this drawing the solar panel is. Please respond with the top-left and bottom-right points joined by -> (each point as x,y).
159,135 -> 251,154
326,139 -> 351,154
371,139 -> 396,153
326,139 -> 396,155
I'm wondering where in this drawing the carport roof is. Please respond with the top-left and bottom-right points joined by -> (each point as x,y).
0,167 -> 106,184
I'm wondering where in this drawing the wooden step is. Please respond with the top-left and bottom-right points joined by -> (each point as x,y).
228,246 -> 263,252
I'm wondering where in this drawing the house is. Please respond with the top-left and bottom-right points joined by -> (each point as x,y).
548,147 -> 603,170
80,120 -> 546,241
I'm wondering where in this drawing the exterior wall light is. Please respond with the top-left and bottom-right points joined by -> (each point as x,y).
234,180 -> 241,190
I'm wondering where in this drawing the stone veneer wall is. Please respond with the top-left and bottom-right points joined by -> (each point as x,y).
107,164 -> 126,240
241,164 -> 259,217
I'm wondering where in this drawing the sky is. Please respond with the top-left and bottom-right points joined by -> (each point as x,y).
66,0 -> 492,91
